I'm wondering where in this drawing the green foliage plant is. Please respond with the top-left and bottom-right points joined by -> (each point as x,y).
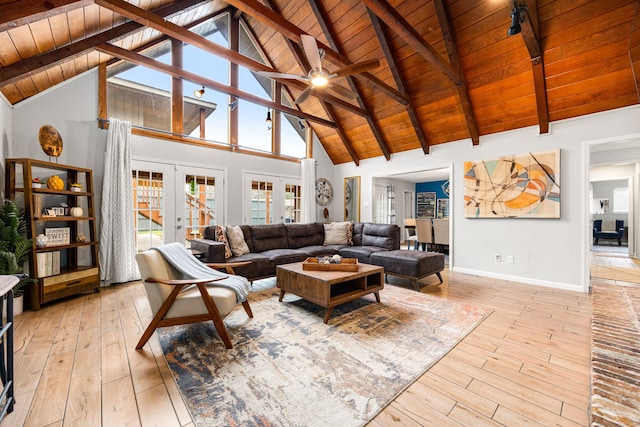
0,199 -> 34,297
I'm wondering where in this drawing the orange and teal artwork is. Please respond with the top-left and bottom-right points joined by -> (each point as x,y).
464,149 -> 560,218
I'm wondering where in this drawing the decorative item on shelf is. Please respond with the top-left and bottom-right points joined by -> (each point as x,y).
36,234 -> 48,248
46,175 -> 64,190
70,182 -> 82,192
41,208 -> 56,217
51,206 -> 65,216
76,233 -> 86,243
38,124 -> 63,161
70,207 -> 83,217
32,177 -> 42,188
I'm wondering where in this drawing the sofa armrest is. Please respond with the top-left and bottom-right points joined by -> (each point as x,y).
190,238 -> 226,263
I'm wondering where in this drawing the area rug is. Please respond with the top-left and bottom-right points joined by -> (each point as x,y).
590,282 -> 640,426
157,285 -> 490,427
591,244 -> 629,255
591,265 -> 640,285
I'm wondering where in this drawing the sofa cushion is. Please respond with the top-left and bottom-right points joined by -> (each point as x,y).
250,224 -> 288,252
215,225 -> 232,259
226,225 -> 250,256
338,246 -> 388,264
261,248 -> 308,265
297,244 -> 344,257
361,223 -> 399,250
323,221 -> 352,245
351,222 -> 364,246
286,223 -> 324,248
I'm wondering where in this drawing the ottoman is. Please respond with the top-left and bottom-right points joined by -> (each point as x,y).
370,250 -> 444,291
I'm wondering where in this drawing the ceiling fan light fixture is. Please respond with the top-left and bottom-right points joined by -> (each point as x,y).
311,74 -> 329,87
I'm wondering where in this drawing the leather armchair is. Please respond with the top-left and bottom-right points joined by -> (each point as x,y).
593,219 -> 624,246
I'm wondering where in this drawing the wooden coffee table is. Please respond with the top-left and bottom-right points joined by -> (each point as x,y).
276,262 -> 384,323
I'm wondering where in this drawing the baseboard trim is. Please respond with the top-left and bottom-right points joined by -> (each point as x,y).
452,267 -> 586,293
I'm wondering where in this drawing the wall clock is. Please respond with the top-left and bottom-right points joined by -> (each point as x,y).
315,178 -> 333,206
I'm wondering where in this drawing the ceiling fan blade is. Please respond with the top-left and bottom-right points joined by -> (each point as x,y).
256,71 -> 307,80
333,59 -> 380,78
295,86 -> 315,104
329,83 -> 358,100
301,34 -> 323,71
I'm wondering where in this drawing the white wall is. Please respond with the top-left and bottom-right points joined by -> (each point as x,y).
0,92 -> 12,198
334,106 -> 640,292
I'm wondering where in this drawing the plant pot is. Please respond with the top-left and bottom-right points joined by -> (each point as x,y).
71,187 -> 82,192
13,294 -> 23,316
32,183 -> 42,188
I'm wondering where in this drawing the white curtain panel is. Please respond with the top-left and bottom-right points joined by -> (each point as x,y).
301,158 -> 316,224
99,118 -> 139,285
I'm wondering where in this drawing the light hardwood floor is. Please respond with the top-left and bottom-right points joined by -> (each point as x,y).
6,259 -> 599,426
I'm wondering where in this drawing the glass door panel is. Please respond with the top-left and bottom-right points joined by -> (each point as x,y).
181,169 -> 223,246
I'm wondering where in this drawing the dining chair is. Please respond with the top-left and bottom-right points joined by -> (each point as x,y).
415,218 -> 433,251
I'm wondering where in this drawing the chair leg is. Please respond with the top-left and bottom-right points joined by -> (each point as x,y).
136,285 -> 184,350
436,272 -> 443,283
242,300 -> 254,318
197,284 -> 233,349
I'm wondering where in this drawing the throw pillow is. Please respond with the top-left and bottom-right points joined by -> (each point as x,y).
347,221 -> 354,245
226,225 -> 250,256
601,219 -> 616,232
215,225 -> 232,259
323,221 -> 351,245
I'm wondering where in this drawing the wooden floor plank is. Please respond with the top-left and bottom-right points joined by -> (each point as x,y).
10,261 -> 598,426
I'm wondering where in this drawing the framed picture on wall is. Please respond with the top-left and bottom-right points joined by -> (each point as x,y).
437,199 -> 450,218
417,192 -> 436,218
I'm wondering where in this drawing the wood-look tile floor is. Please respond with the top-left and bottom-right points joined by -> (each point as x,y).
6,261 -> 596,426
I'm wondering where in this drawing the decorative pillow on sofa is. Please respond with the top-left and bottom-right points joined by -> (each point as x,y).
226,225 -> 250,256
215,225 -> 232,259
601,219 -> 616,232
323,221 -> 353,245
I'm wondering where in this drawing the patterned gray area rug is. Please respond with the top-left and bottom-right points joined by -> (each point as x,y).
157,285 -> 490,427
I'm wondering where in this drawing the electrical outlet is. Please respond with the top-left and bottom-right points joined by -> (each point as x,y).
507,256 -> 514,264
495,254 -> 502,262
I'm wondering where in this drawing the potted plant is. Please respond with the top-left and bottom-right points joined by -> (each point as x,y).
32,177 -> 42,188
0,199 -> 35,313
70,182 -> 82,192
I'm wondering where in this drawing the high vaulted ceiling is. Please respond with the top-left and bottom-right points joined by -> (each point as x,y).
2,0 -> 640,165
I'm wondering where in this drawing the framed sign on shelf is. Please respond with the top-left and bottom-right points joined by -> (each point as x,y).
45,227 -> 70,246
417,192 -> 436,218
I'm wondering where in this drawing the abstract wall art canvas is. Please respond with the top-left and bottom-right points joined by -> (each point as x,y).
464,149 -> 560,218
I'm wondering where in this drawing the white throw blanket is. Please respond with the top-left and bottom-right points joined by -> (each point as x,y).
151,242 -> 251,303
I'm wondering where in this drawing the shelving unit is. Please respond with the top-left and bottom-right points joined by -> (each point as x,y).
5,159 -> 100,310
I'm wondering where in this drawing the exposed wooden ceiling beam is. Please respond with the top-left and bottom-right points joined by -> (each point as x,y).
362,0 -> 462,86
263,0 -> 359,165
433,0 -> 480,145
224,0 -> 409,105
367,8 -> 430,155
308,0 -> 392,161
516,0 -> 549,134
630,0 -> 640,103
0,0 -> 208,86
96,43 -> 337,129
94,0 -> 367,117
0,0 -> 92,33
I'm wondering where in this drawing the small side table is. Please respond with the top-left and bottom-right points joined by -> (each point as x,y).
0,275 -> 18,420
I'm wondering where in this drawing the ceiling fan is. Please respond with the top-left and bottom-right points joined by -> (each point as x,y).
257,34 -> 380,104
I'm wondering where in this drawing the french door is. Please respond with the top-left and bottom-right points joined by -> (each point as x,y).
132,160 -> 224,251
244,173 -> 302,224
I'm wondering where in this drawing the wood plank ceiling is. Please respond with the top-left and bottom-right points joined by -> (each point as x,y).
1,0 -> 639,165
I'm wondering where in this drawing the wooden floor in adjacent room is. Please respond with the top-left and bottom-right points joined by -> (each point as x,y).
6,258 -> 597,426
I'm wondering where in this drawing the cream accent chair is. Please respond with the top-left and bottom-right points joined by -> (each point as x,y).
404,218 -> 418,250
415,218 -> 433,251
432,219 -> 450,253
135,249 -> 253,350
